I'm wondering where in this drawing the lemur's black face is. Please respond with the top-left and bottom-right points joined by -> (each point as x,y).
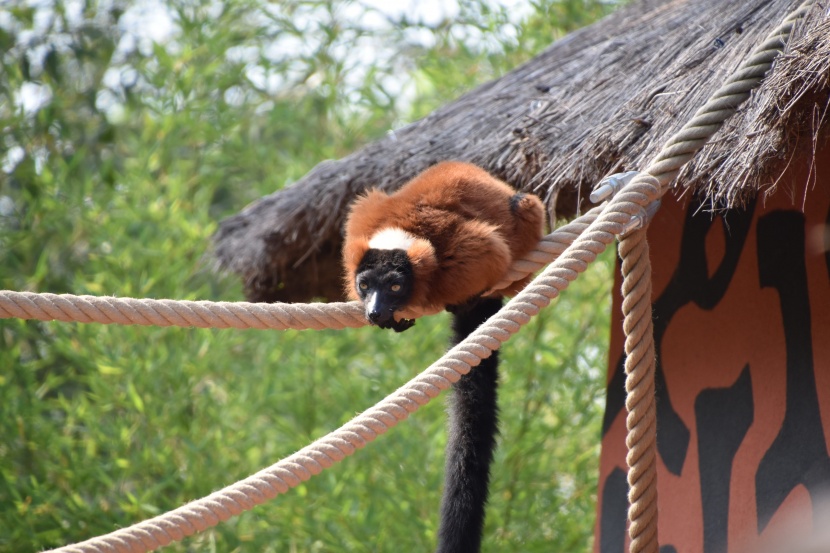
355,249 -> 414,330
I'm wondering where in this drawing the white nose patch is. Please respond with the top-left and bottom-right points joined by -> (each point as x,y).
368,227 -> 416,251
366,291 -> 380,314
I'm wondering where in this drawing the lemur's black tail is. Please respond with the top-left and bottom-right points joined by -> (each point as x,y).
436,297 -> 502,553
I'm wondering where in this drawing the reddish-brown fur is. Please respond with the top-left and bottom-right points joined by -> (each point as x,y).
343,161 -> 546,309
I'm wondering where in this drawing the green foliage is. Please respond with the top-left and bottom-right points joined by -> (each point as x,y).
0,1 -> 616,551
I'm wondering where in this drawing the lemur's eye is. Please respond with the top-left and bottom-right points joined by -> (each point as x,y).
390,284 -> 401,292
359,282 -> 368,290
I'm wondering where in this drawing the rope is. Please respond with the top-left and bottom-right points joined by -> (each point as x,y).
646,0 -> 812,186
618,223 -> 659,553
27,1 -> 812,550
0,209 -> 597,329
0,292 -> 371,330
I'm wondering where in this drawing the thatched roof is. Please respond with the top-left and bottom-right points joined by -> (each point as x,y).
212,0 -> 830,303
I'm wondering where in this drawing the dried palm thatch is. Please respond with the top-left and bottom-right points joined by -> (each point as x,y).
212,0 -> 830,303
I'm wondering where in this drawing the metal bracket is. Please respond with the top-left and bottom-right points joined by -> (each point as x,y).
591,171 -> 661,237
590,171 -> 640,203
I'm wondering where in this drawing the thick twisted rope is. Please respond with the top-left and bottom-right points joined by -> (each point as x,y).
618,223 -> 659,553
0,292 -> 373,330
28,1 -> 812,551
645,0 -> 813,186
0,208 -> 600,329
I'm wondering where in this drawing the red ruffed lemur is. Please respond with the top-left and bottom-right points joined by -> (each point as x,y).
343,161 -> 546,553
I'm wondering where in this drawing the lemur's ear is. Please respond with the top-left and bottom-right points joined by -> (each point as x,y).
343,235 -> 370,300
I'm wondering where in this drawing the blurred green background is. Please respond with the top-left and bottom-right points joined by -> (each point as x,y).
0,1 -> 617,551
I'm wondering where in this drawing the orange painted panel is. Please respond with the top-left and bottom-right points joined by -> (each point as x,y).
595,146 -> 830,553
